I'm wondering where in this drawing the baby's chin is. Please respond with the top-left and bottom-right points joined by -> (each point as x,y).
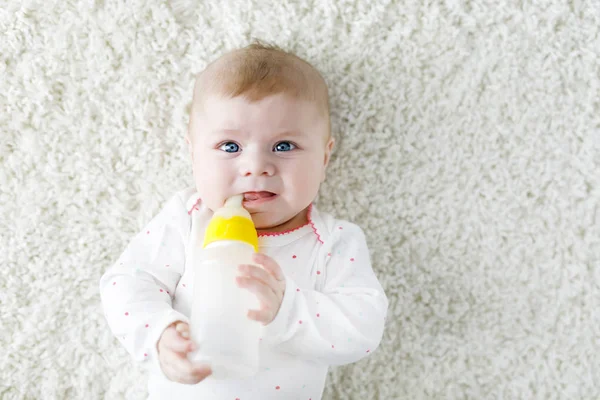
252,209 -> 309,234
252,215 -> 286,233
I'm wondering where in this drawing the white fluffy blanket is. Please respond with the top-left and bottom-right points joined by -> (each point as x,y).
1,0 -> 599,398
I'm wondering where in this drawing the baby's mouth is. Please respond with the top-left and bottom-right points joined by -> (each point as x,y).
243,191 -> 276,201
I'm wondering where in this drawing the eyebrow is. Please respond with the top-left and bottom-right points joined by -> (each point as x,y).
211,129 -> 307,139
212,129 -> 241,135
273,130 -> 306,139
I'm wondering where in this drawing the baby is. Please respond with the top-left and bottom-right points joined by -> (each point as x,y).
100,41 -> 388,399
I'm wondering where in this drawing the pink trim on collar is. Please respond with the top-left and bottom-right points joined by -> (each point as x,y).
187,196 -> 202,215
188,199 -> 323,244
258,204 -> 324,244
257,223 -> 311,237
309,206 -> 324,244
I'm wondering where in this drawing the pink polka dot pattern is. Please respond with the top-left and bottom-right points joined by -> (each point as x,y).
145,324 -> 149,328
316,313 -> 320,317
292,255 -> 297,259
124,312 -> 129,316
350,258 -> 355,262
275,386 -> 280,390
299,320 -> 303,324
316,271 -> 321,275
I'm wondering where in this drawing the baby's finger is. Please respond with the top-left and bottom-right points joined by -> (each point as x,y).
192,364 -> 213,380
238,265 -> 278,296
252,253 -> 285,281
165,350 -> 212,384
175,321 -> 190,339
247,308 -> 273,325
165,352 -> 212,385
236,276 -> 277,306
161,326 -> 195,353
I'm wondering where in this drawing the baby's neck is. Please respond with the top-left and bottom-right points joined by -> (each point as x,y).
256,208 -> 309,234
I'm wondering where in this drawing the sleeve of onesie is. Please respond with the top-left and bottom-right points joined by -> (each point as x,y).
261,222 -> 388,366
99,192 -> 191,376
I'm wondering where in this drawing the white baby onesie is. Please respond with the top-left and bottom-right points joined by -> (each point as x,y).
99,187 -> 388,400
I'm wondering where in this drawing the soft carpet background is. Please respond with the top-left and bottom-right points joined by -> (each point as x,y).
1,0 -> 599,399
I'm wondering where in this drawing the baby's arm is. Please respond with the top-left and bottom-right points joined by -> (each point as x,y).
262,222 -> 388,366
99,193 -> 190,373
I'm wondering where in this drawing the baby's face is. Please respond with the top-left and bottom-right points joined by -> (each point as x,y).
187,93 -> 334,232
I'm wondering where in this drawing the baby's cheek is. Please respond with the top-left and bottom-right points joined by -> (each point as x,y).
194,164 -> 228,201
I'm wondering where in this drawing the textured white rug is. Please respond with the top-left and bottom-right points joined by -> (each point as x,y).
2,0 -> 599,399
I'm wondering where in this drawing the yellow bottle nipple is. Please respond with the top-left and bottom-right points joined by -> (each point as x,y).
202,195 -> 259,252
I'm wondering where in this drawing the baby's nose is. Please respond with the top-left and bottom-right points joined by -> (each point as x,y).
240,154 -> 275,177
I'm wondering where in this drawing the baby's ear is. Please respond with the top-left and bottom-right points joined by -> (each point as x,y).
323,137 -> 335,167
185,135 -> 194,161
321,137 -> 335,182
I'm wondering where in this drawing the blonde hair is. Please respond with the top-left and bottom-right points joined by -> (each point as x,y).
190,40 -> 330,131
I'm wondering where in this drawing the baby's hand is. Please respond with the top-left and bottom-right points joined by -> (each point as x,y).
236,253 -> 286,325
157,321 -> 212,384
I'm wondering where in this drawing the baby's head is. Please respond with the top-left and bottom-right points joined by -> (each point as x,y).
186,41 -> 335,232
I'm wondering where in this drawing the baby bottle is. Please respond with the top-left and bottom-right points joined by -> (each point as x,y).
188,194 -> 262,379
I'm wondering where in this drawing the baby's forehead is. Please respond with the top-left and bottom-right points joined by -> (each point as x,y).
192,48 -> 329,116
192,94 -> 330,145
188,44 -> 331,141
201,94 -> 323,129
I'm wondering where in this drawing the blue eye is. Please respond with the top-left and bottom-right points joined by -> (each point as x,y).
273,141 -> 296,152
219,142 -> 240,153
